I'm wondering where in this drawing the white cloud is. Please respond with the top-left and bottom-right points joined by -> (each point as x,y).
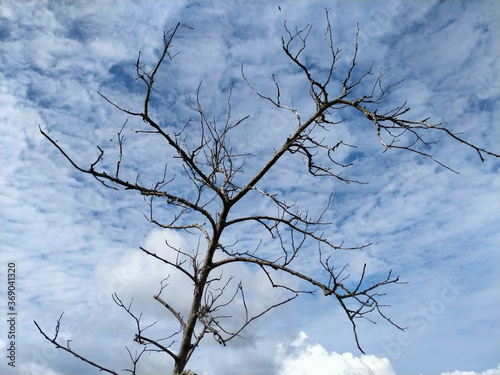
93,228 -> 199,318
16,362 -> 63,375
1,1 -> 498,375
276,333 -> 500,375
440,365 -> 500,375
276,332 -> 396,375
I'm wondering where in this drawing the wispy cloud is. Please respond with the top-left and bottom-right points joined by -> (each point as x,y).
1,1 -> 498,375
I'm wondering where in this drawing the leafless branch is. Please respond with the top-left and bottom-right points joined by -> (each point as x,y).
112,293 -> 180,360
34,313 -> 121,375
123,346 -> 147,375
38,9 -> 498,375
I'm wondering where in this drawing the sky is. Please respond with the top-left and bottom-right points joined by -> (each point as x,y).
0,1 -> 499,375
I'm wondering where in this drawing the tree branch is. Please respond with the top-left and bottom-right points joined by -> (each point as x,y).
34,314 -> 121,375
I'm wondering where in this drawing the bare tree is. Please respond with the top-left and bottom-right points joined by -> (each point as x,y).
35,13 -> 499,375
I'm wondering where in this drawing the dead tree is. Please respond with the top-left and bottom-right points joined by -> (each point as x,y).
35,13 -> 499,375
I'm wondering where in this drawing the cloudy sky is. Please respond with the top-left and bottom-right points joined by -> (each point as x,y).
1,1 -> 499,375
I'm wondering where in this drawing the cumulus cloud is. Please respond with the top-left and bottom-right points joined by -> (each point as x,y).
91,228 -> 198,320
1,1 -> 498,375
440,366 -> 500,375
276,332 -> 396,375
275,333 -> 500,375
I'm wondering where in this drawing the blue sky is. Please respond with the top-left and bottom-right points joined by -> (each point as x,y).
1,1 -> 499,375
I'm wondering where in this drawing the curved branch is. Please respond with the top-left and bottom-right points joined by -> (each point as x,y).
112,293 -> 180,361
140,246 -> 197,283
211,255 -> 405,352
38,126 -> 217,230
34,315 -> 121,375
154,293 -> 186,329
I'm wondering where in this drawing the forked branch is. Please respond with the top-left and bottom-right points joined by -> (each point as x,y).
37,9 -> 499,375
34,313 -> 121,375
